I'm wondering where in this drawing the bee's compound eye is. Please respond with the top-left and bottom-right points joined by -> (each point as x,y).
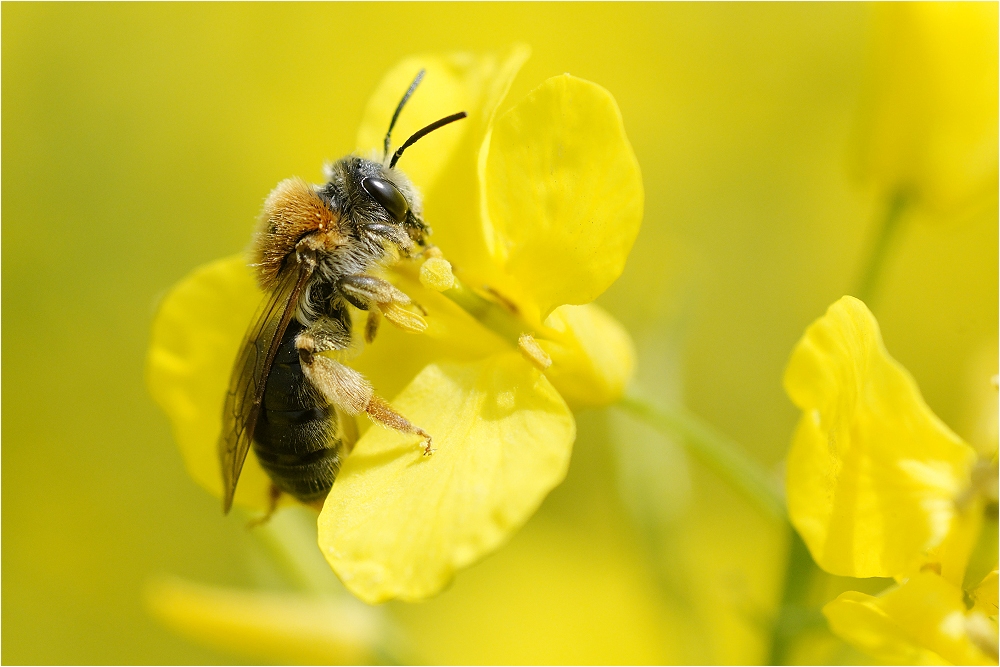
361,177 -> 409,223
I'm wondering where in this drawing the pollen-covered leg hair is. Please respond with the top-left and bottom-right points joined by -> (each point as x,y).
367,395 -> 434,455
339,274 -> 427,334
339,274 -> 409,307
362,222 -> 415,254
296,321 -> 433,454
298,345 -> 373,415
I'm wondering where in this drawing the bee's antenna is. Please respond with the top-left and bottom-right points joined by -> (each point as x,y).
389,112 -> 468,169
384,69 -> 425,159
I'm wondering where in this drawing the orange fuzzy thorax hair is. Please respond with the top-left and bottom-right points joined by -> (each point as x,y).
252,177 -> 342,290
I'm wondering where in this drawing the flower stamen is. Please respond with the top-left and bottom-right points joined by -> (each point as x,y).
518,333 -> 552,370
418,256 -> 455,291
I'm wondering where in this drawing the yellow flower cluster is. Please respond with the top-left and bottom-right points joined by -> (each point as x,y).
147,47 -> 643,605
785,296 -> 998,664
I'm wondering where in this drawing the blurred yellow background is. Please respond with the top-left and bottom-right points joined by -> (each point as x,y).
3,3 -> 995,664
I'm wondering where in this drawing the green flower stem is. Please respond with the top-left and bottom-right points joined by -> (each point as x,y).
252,509 -> 415,664
616,394 -> 786,523
249,507 -> 343,597
767,529 -> 826,665
854,189 -> 910,304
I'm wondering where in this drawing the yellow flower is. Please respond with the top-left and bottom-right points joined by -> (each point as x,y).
784,296 -> 997,664
824,572 -> 996,665
854,2 -> 998,214
144,509 -> 405,665
146,577 -> 384,666
146,47 -> 643,604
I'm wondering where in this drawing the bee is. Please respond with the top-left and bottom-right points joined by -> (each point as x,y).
219,71 -> 466,514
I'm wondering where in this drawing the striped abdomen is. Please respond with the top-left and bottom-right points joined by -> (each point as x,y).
252,320 -> 341,502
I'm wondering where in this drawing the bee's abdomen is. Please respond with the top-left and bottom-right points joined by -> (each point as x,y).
253,321 -> 341,502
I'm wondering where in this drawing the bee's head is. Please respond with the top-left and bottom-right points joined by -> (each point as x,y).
320,71 -> 467,249
322,157 -> 429,246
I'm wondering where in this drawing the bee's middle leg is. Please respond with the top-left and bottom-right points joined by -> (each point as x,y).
296,317 -> 433,454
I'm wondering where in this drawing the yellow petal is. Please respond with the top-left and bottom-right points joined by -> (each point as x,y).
146,577 -> 381,665
823,573 -> 996,665
481,74 -> 644,320
146,255 -> 278,510
356,49 -> 531,325
784,296 -> 976,578
539,303 -> 636,409
970,569 -> 998,616
928,499 -> 985,589
961,476 -> 999,591
356,47 -> 529,201
855,3 -> 999,213
318,353 -> 575,603
351,268 -> 509,403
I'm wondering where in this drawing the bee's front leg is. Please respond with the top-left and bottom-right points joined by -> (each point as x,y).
338,274 -> 427,340
296,317 -> 434,455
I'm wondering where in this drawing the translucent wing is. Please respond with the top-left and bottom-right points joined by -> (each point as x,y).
219,260 -> 312,513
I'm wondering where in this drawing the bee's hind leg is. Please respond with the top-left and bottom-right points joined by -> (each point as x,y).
246,483 -> 283,529
296,316 -> 434,455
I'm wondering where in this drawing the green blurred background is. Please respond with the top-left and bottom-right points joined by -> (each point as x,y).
3,3 -> 996,664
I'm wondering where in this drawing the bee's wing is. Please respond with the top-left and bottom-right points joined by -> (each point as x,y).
218,261 -> 312,513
